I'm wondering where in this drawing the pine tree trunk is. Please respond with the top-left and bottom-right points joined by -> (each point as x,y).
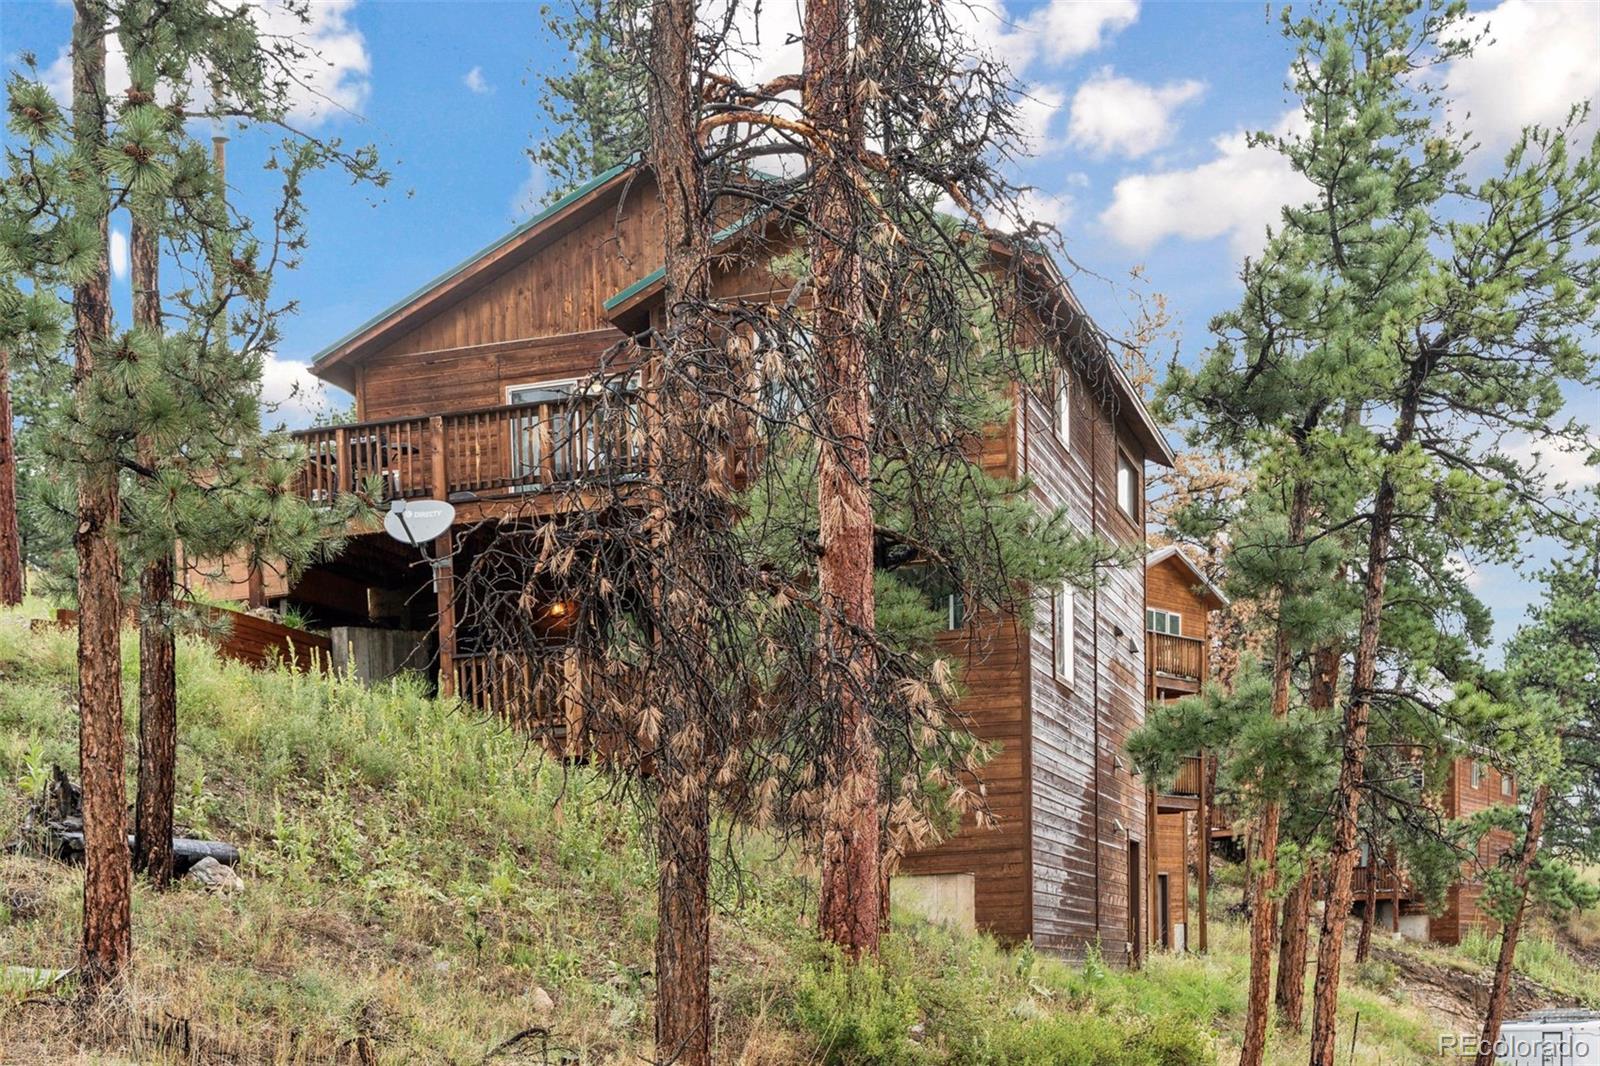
0,343 -> 21,606
1474,784 -> 1549,1066
645,0 -> 712,1059
71,0 -> 131,992
1240,481 -> 1309,1066
130,216 -> 178,890
1355,855 -> 1377,963
1308,472 -> 1402,1065
1276,642 -> 1337,1028
1275,858 -> 1316,1030
806,0 -> 880,957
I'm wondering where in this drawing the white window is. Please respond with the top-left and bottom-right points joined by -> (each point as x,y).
1470,760 -> 1484,789
1116,451 -> 1139,520
1501,773 -> 1514,798
1055,374 -> 1071,445
1358,841 -> 1371,868
1054,584 -> 1075,686
1146,609 -> 1181,636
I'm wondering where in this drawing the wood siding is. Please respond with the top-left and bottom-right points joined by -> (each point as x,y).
1429,758 -> 1519,944
1018,373 -> 1149,961
1154,812 -> 1189,947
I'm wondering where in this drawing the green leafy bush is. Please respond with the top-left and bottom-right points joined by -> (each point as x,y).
793,951 -> 926,1065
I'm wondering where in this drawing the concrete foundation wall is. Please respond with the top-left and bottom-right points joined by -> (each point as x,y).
330,627 -> 429,684
891,873 -> 976,935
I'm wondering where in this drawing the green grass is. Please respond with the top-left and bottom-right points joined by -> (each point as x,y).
0,602 -> 1544,1064
1457,928 -> 1600,1007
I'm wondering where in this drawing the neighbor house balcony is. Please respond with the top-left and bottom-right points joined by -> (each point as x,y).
1148,630 -> 1207,689
290,392 -> 645,518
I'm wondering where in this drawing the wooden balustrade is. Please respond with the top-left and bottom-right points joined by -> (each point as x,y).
1148,631 -> 1206,681
292,393 -> 644,505
453,650 -> 585,757
1169,754 -> 1203,797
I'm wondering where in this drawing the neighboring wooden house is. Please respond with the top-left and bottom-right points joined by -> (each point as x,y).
1142,546 -> 1228,954
1355,756 -> 1520,945
233,164 -> 1177,963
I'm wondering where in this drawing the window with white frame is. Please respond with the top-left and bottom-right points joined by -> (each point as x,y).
1501,772 -> 1514,798
1054,583 -> 1075,686
1358,841 -> 1371,868
1146,608 -> 1181,636
1471,760 -> 1485,789
1116,451 -> 1140,520
1055,374 -> 1071,445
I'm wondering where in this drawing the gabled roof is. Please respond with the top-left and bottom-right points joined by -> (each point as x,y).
309,164 -> 636,389
1146,545 -> 1230,608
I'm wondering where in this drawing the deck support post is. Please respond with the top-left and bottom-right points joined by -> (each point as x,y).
1146,785 -> 1160,954
1196,749 -> 1209,953
434,529 -> 456,699
430,416 -> 456,699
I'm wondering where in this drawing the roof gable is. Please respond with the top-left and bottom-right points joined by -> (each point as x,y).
1146,546 -> 1229,609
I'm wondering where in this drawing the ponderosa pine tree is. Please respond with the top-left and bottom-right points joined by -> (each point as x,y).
1273,3 -> 1600,1058
2,0 -> 380,978
1453,519 -> 1600,1066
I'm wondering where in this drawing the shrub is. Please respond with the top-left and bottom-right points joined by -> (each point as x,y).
987,1013 -> 1213,1066
792,951 -> 926,1065
1353,959 -> 1399,995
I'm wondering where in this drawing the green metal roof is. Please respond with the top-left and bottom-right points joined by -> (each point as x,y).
312,163 -> 632,367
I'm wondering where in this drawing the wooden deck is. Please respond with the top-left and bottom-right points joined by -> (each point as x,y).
291,392 -> 644,516
1148,631 -> 1206,687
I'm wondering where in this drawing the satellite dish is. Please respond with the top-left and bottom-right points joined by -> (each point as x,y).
384,499 -> 455,546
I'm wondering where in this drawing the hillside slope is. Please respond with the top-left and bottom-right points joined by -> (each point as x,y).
0,607 -> 1564,1065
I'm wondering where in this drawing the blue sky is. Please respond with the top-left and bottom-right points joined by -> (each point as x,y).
4,0 -> 1598,648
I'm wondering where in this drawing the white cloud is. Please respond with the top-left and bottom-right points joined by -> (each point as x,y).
1007,0 -> 1139,67
463,65 -> 492,95
1016,83 -> 1069,155
43,0 -> 371,128
1068,67 -> 1203,158
511,161 -> 548,220
1503,432 -> 1600,492
1445,0 -> 1600,154
259,352 -> 341,428
108,227 -> 128,281
1100,110 -> 1312,257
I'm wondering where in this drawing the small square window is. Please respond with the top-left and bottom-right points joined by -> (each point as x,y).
1055,584 -> 1075,686
1116,452 -> 1140,521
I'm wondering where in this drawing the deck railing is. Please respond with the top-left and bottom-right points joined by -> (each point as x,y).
1148,631 -> 1206,682
293,392 -> 645,505
453,650 -> 585,756
1168,754 -> 1203,797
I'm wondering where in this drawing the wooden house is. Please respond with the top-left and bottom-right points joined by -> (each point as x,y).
1142,546 -> 1228,954
1354,756 -> 1519,945
229,164 -> 1178,963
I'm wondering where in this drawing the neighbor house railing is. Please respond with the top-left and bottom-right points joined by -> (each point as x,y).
1148,631 -> 1206,682
292,392 -> 645,505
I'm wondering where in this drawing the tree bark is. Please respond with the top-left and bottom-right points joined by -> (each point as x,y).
1275,858 -> 1316,1030
1239,480 -> 1309,1066
645,0 -> 712,1060
0,343 -> 21,606
1474,784 -> 1550,1066
806,0 -> 881,960
71,0 -> 131,992
130,213 -> 178,890
1276,641 -> 1338,1028
1308,467 -> 1403,1065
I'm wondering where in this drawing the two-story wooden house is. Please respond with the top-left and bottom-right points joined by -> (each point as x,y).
227,164 -> 1176,963
1142,546 -> 1228,953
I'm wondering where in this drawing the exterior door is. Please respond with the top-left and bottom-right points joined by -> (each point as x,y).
1157,873 -> 1171,949
507,381 -> 575,488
